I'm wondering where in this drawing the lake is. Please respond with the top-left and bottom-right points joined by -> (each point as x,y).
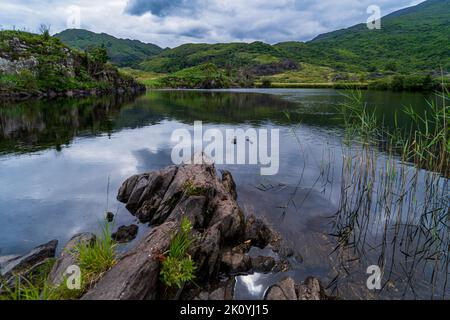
0,89 -> 448,300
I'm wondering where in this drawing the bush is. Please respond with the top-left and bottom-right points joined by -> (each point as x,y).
261,78 -> 272,88
160,217 -> 196,289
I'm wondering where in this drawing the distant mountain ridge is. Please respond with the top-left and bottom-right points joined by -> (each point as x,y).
55,29 -> 163,68
55,0 -> 449,80
138,0 -> 449,74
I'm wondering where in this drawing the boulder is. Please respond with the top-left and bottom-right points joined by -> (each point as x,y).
82,163 -> 247,299
47,233 -> 96,287
244,215 -> 274,248
0,240 -> 58,279
220,252 -> 252,275
296,277 -> 328,300
251,256 -> 276,273
265,276 -> 329,300
265,277 -> 297,300
112,225 -> 139,243
82,220 -> 178,300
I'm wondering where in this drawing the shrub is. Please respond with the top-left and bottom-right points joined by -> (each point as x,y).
160,217 -> 196,289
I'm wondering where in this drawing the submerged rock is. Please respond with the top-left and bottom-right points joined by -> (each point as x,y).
112,225 -> 139,243
106,212 -> 115,223
244,214 -> 274,249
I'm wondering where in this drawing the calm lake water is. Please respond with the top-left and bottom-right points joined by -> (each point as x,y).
0,89 -> 448,300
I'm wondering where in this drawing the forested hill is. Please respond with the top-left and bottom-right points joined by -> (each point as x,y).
55,29 -> 163,68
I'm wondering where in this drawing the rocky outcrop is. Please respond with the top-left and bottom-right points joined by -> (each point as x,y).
0,32 -> 146,101
265,277 -> 329,300
82,162 -> 287,300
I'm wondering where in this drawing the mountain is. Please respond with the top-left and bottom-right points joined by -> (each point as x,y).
138,41 -> 290,74
55,29 -> 163,68
277,0 -> 450,73
139,0 -> 449,75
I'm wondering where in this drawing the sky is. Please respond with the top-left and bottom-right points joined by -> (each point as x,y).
0,0 -> 425,48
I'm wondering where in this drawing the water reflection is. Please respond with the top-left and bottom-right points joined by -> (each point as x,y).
0,89 -> 447,300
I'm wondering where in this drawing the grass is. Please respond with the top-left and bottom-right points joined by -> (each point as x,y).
0,219 -> 117,300
160,217 -> 196,290
75,220 -> 117,287
328,85 -> 449,298
119,67 -> 166,87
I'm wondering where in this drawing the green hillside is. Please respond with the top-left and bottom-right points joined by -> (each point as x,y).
138,0 -> 449,80
138,41 -> 292,73
276,0 -> 450,73
55,29 -> 163,68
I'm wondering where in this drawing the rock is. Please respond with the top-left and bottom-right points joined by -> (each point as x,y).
209,278 -> 235,300
221,252 -> 252,275
0,240 -> 58,279
47,233 -> 96,287
221,170 -> 237,200
106,212 -> 115,223
112,225 -> 139,243
265,277 -> 329,300
193,278 -> 235,300
251,256 -> 276,273
244,215 -> 274,248
82,220 -> 178,300
296,277 -> 328,300
265,277 -> 297,300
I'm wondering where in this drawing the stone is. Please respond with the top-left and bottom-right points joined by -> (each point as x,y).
265,277 -> 297,300
220,252 -> 252,275
106,212 -> 115,222
112,225 -> 139,243
296,277 -> 328,300
47,233 -> 96,287
0,240 -> 58,279
264,276 -> 329,300
251,256 -> 276,273
82,220 -> 178,300
244,215 -> 273,249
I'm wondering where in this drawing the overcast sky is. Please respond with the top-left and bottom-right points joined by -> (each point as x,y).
0,0 -> 425,48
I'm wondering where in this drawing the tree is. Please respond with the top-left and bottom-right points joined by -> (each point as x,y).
39,24 -> 51,40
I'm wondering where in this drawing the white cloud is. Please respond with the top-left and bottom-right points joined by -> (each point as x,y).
0,0 -> 426,47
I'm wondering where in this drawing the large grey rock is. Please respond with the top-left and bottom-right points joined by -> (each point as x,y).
47,233 -> 96,287
296,277 -> 328,300
265,276 -> 329,300
82,220 -> 178,300
265,277 -> 297,300
0,240 -> 58,279
82,163 -> 247,299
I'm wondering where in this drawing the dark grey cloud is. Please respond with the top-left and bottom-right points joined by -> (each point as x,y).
125,0 -> 197,17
